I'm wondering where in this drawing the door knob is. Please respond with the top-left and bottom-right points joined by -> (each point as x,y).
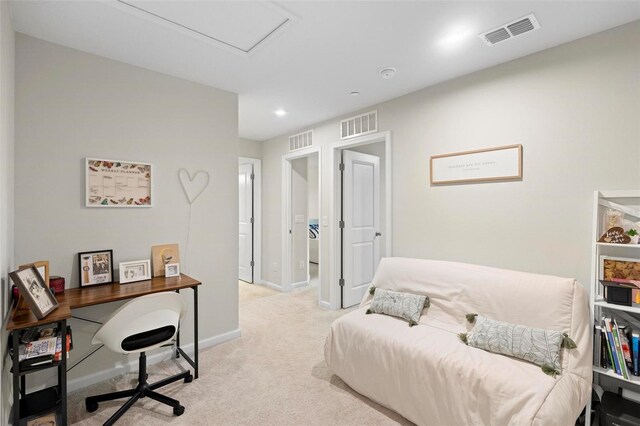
374,232 -> 382,237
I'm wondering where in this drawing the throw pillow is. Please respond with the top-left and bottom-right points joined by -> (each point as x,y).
459,314 -> 576,377
366,287 -> 429,326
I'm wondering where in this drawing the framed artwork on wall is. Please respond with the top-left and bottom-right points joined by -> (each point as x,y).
430,144 -> 522,185
78,250 -> 114,287
9,266 -> 59,320
85,158 -> 153,207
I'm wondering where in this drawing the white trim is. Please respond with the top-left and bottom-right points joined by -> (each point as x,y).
67,328 -> 241,392
291,280 -> 309,289
239,157 -> 262,284
319,300 -> 332,310
260,280 -> 283,291
329,131 -> 392,310
281,146 -> 322,306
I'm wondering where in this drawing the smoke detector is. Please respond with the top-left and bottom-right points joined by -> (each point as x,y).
379,67 -> 396,79
480,14 -> 540,46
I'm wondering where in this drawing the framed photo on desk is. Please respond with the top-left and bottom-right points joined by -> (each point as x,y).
78,250 -> 114,287
9,265 -> 59,320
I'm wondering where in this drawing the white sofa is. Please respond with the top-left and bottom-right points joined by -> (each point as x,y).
325,257 -> 592,425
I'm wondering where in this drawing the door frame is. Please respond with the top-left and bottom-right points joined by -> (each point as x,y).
329,131 -> 392,310
239,157 -> 262,284
281,146 -> 322,305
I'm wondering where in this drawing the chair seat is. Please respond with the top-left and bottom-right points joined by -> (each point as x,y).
121,325 -> 176,352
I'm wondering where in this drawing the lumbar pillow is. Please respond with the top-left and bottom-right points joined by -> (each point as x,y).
366,287 -> 429,326
459,314 -> 576,377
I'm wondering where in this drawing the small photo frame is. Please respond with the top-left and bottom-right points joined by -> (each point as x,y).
165,263 -> 180,278
78,250 -> 114,287
119,260 -> 151,284
9,266 -> 59,320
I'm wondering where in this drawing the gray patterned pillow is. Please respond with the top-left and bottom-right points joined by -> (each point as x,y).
459,314 -> 576,377
366,287 -> 429,326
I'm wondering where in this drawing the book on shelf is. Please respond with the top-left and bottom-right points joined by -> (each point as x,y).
11,325 -> 73,370
596,315 -> 640,379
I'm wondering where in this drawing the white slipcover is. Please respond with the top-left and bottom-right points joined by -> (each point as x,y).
325,257 -> 592,425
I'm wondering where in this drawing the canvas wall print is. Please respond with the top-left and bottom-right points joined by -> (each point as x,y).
78,250 -> 114,287
152,244 -> 180,277
86,158 -> 152,207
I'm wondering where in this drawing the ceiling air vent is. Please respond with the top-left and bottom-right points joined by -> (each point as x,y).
289,130 -> 313,152
341,110 -> 378,140
480,14 -> 540,46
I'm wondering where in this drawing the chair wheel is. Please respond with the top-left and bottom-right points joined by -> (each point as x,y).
184,374 -> 193,383
86,400 -> 99,413
173,405 -> 185,416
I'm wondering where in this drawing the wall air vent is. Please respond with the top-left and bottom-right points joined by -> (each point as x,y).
289,130 -> 313,152
480,14 -> 540,46
340,110 -> 378,140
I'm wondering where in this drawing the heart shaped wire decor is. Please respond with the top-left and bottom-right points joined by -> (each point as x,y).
178,169 -> 210,205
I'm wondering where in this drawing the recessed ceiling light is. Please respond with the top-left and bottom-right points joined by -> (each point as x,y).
350,91 -> 360,96
437,27 -> 473,48
274,109 -> 287,116
379,67 -> 396,79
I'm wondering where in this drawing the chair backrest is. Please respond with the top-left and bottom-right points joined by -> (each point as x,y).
93,292 -> 187,355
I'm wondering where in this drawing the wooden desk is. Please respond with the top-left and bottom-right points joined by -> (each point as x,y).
6,274 -> 201,425
61,273 -> 201,380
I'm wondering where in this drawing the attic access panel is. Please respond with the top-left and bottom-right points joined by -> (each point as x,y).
118,0 -> 294,54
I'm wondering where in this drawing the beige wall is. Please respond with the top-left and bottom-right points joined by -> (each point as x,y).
261,21 -> 640,306
0,1 -> 15,422
13,35 -> 239,389
239,137 -> 262,159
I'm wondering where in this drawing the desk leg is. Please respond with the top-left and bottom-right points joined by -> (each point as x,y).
194,285 -> 199,379
175,289 -> 180,359
60,320 -> 68,425
12,331 -> 20,426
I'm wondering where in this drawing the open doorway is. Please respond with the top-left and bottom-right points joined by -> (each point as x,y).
239,157 -> 261,284
330,132 -> 392,309
282,146 -> 322,304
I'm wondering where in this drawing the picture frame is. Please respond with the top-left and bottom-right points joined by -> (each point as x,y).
119,260 -> 151,284
9,266 -> 59,320
151,244 -> 180,277
19,260 -> 50,287
78,250 -> 114,287
165,263 -> 180,278
430,144 -> 522,185
85,158 -> 153,207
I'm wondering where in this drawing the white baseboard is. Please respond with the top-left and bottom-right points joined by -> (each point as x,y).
260,280 -> 282,291
319,300 -> 332,310
291,280 -> 308,289
67,328 -> 241,393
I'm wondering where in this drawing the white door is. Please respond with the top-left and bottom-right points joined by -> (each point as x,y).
239,163 -> 253,283
342,150 -> 380,307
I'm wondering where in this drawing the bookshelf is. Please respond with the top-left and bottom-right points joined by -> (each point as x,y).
588,190 -> 640,426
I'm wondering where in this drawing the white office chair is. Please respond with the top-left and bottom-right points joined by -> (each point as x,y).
85,292 -> 193,425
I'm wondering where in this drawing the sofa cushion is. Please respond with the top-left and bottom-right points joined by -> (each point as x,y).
366,288 -> 429,326
462,314 -> 569,376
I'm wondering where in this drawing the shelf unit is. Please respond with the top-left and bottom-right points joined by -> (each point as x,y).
588,190 -> 640,426
8,318 -> 68,426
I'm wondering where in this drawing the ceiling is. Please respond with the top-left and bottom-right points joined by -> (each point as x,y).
8,1 -> 640,141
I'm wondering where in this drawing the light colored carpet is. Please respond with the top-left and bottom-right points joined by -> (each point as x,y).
67,282 -> 412,425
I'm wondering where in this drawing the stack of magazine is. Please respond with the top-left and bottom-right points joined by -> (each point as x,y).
10,325 -> 73,372
594,316 -> 639,379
